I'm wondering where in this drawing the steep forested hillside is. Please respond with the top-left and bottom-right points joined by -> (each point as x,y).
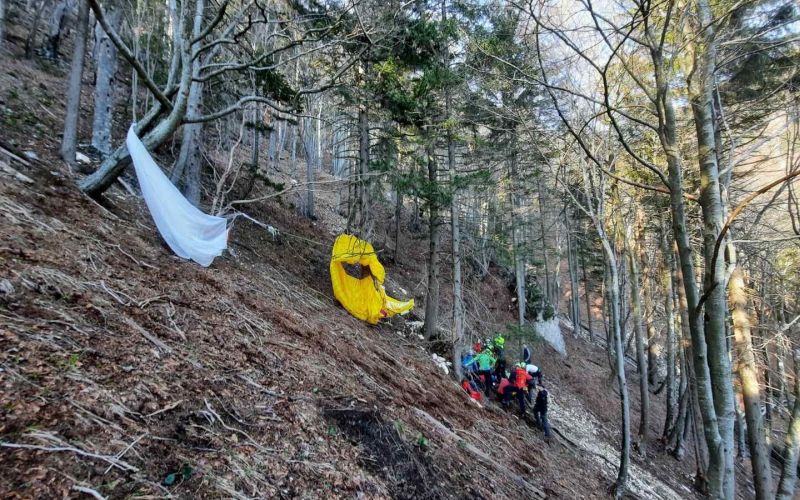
1,0 -> 799,499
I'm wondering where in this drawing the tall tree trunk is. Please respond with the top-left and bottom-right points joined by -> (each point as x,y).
765,346 -> 775,444
566,212 -> 580,332
0,0 -> 6,51
659,83 -> 722,500
443,0 -> 463,379
688,2 -> 736,494
662,237 -> 677,440
729,267 -> 773,499
647,8 -> 724,489
241,107 -> 260,199
450,179 -> 464,379
776,349 -> 800,500
251,107 -> 260,169
170,0 -> 205,206
777,353 -> 791,410
302,111 -> 316,219
277,121 -> 287,164
267,126 -> 278,167
670,252 -> 691,459
581,243 -> 592,335
61,0 -> 90,168
44,0 -> 67,59
355,105 -> 370,237
91,6 -> 121,157
290,124 -> 297,174
537,177 -> 551,305
642,259 -> 659,386
315,105 -> 322,172
626,234 -> 649,457
509,149 -> 526,326
605,242 -> 631,498
603,264 -> 616,375
394,188 -> 403,263
423,141 -> 440,342
165,0 -> 181,88
671,353 -> 689,458
733,377 -> 749,460
24,0 -> 50,59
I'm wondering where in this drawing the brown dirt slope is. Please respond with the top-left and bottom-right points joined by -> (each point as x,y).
0,157 -> 570,498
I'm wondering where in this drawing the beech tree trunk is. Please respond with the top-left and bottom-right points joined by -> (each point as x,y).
240,107 -> 259,199
776,349 -> 800,500
626,235 -> 649,456
24,0 -> 50,58
537,177 -> 551,305
250,108 -> 259,170
606,240 -> 631,498
267,125 -> 277,167
60,0 -> 90,167
44,0 -> 67,59
509,150 -> 526,326
301,109 -> 317,219
672,355 -> 689,458
566,212 -> 580,332
729,267 -> 773,499
733,382 -> 748,460
777,354 -> 791,410
170,0 -> 205,206
688,2 -> 736,495
0,0 -> 6,51
451,185 -> 464,378
670,248 -> 692,459
581,245 -> 593,335
91,5 -> 121,157
277,121 -> 287,164
662,237 -> 677,440
642,262 -> 659,386
165,0 -> 181,88
290,124 -> 297,174
656,67 -> 723,500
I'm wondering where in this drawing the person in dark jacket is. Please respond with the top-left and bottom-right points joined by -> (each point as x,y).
533,384 -> 551,437
494,357 -> 507,383
522,344 -> 531,364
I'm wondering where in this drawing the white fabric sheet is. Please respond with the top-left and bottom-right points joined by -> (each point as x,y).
127,125 -> 228,267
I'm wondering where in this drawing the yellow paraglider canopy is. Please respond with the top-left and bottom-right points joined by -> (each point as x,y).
330,234 -> 414,324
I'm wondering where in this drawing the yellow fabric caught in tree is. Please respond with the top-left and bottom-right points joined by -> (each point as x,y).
330,234 -> 414,324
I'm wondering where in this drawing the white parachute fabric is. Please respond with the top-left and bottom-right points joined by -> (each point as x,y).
126,125 -> 228,267
533,318 -> 566,356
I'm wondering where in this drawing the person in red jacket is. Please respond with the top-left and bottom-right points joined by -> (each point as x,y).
496,376 -> 511,401
461,377 -> 482,401
503,362 -> 532,414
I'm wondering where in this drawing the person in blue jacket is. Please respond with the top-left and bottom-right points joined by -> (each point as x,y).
462,350 -> 478,374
